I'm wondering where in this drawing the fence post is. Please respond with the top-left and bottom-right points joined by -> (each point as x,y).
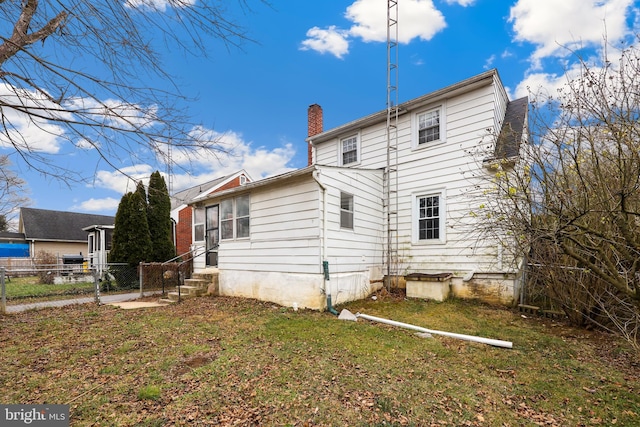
139,262 -> 144,298
1,267 -> 6,314
93,268 -> 101,305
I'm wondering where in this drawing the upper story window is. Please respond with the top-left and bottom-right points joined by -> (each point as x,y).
413,104 -> 446,149
340,192 -> 354,230
221,195 -> 250,240
340,134 -> 359,165
418,109 -> 440,144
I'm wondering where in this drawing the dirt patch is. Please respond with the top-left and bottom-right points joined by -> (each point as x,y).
106,301 -> 169,309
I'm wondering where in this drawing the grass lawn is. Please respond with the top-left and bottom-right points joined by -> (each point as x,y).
0,293 -> 637,426
1,276 -> 94,303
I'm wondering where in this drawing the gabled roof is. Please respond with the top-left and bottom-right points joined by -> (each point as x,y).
493,96 -> 529,160
171,170 -> 252,210
308,69 -> 502,144
19,207 -> 115,242
171,175 -> 230,210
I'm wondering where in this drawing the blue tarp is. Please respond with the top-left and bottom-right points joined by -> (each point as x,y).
0,243 -> 30,257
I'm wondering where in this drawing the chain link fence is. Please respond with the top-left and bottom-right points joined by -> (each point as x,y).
0,263 -> 142,313
139,260 -> 192,297
0,258 -> 195,312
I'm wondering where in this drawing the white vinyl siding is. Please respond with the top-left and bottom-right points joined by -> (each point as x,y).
313,80 -> 517,275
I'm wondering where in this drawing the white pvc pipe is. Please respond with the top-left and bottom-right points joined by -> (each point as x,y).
356,312 -> 513,349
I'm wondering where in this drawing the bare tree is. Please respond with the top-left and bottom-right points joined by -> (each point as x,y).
0,154 -> 29,230
0,0 -> 262,181
473,40 -> 640,349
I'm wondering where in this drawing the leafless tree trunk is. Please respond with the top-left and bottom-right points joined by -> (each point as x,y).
0,0 -> 263,181
470,39 -> 640,350
0,155 -> 29,230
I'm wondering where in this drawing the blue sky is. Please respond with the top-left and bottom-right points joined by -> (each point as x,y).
5,0 -> 640,219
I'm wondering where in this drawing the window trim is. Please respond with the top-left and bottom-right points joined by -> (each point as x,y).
412,103 -> 446,150
340,192 -> 354,230
338,132 -> 361,166
412,189 -> 446,244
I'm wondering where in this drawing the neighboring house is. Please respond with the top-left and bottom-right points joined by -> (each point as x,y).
189,69 -> 528,310
82,224 -> 115,273
0,232 -> 29,257
17,207 -> 115,260
171,170 -> 252,258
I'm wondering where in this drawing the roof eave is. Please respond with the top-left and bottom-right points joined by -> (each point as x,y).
191,166 -> 318,205
307,69 -> 498,144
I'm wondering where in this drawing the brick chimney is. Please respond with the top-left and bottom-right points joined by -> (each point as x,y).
307,104 -> 323,166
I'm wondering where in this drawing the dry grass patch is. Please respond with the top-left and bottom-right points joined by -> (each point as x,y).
0,294 -> 637,426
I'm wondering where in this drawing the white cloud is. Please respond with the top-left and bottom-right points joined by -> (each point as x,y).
65,97 -> 158,130
483,54 -> 496,70
509,0 -> 634,66
92,164 -> 155,194
514,71 -> 568,100
87,126 -> 296,200
444,0 -> 476,6
71,197 -> 121,213
0,84 -> 67,154
300,26 -> 350,58
301,0 -> 447,58
124,0 -> 196,12
347,0 -> 446,44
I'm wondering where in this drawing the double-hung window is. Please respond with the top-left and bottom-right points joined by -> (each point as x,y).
341,135 -> 359,165
414,105 -> 445,148
221,195 -> 250,240
235,195 -> 250,238
414,191 -> 445,243
194,207 -> 205,242
340,192 -> 354,230
418,110 -> 440,144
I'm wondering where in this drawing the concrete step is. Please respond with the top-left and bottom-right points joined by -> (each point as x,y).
183,278 -> 210,288
178,285 -> 205,296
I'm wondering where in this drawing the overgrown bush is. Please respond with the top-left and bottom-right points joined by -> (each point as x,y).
527,240 -> 639,349
35,250 -> 57,284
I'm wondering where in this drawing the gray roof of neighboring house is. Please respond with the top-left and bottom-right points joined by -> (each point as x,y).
20,207 -> 115,242
171,175 -> 230,210
0,231 -> 26,242
494,96 -> 529,159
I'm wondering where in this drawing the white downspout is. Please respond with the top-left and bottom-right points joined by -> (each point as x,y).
313,169 -> 338,314
312,168 -> 327,264
356,312 -> 513,349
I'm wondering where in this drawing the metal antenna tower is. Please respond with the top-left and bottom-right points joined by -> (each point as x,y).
385,0 -> 399,290
166,142 -> 173,196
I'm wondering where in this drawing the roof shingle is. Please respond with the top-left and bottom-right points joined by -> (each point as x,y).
20,208 -> 115,242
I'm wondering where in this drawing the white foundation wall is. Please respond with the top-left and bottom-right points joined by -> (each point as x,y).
219,267 -> 383,310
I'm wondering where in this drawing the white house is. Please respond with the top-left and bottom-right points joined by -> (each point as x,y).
189,69 -> 528,310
